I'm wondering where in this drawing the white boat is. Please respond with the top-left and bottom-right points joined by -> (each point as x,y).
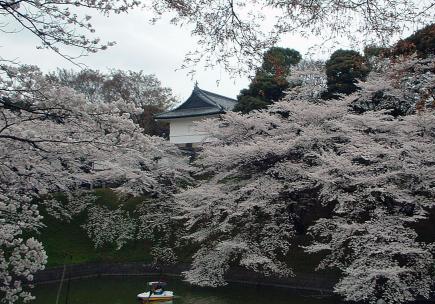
137,281 -> 174,302
137,291 -> 174,302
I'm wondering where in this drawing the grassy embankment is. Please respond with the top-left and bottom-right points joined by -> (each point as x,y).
40,188 -> 435,275
39,188 -> 152,267
39,187 -> 324,272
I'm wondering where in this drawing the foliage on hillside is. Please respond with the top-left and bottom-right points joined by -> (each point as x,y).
38,186 -> 202,269
40,208 -> 152,267
176,54 -> 435,304
391,24 -> 435,58
2,0 -> 435,303
0,64 -> 191,303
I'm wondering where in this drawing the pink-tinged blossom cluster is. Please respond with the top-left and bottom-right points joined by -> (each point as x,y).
82,205 -> 137,249
178,56 -> 434,303
0,64 -> 191,303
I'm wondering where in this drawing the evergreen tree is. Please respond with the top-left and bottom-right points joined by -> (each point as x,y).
323,49 -> 370,99
234,47 -> 301,113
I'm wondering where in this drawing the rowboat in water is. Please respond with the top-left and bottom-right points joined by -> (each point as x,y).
137,281 -> 174,302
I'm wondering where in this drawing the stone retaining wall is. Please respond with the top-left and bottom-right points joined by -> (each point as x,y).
34,262 -> 184,284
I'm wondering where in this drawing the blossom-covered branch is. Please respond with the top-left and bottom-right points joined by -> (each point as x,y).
0,0 -> 140,62
178,55 -> 434,303
148,0 -> 434,75
0,63 -> 191,303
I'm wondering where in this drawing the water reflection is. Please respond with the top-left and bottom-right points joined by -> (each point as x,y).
32,276 -> 339,304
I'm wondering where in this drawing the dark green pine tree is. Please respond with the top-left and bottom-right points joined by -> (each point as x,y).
234,47 -> 301,113
322,49 -> 370,99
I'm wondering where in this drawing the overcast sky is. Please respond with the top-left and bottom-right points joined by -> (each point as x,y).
2,8 -> 362,103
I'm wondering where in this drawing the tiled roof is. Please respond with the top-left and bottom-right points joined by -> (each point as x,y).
196,88 -> 238,111
154,86 -> 237,119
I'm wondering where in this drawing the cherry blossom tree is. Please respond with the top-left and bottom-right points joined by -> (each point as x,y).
47,69 -> 177,136
0,64 -> 190,303
0,0 -> 140,62
303,55 -> 435,303
47,69 -> 176,109
82,205 -> 137,249
177,55 -> 434,303
351,55 -> 435,115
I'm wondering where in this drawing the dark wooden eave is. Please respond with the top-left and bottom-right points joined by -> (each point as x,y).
154,86 -> 237,120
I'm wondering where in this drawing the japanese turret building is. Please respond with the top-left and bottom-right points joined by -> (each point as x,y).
154,85 -> 237,147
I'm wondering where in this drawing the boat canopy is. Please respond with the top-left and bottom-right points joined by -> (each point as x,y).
148,281 -> 167,287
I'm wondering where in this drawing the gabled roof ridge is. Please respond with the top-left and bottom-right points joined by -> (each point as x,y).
166,87 -> 218,113
194,87 -> 223,110
198,88 -> 237,103
154,85 -> 237,120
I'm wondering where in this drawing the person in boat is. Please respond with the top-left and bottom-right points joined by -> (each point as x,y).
150,282 -> 165,295
137,281 -> 173,301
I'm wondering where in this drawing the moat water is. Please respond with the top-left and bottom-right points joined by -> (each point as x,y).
32,276 -> 340,304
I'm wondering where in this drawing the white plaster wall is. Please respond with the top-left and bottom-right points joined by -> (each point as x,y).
169,116 -> 216,144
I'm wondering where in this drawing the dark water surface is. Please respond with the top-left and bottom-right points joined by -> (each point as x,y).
32,276 -> 340,304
